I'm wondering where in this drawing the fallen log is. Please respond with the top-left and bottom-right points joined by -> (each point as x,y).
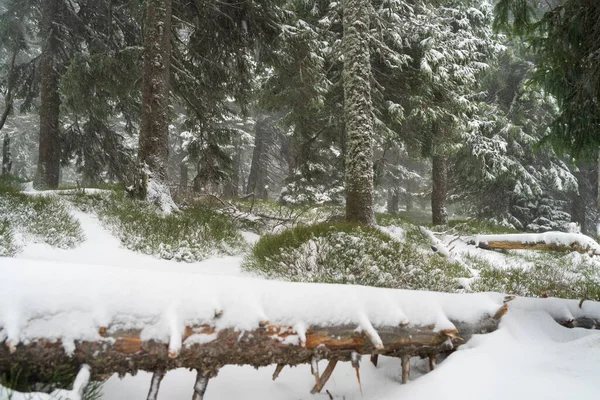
0,309 -> 505,380
475,232 -> 600,255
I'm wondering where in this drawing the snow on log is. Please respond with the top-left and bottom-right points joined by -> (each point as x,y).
475,232 -> 600,254
1,259 -> 600,381
0,259 -> 509,379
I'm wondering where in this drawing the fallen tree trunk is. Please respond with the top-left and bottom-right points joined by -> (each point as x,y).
475,232 -> 600,255
0,307 -> 506,380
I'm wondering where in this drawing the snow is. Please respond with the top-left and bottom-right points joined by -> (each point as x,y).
2,199 -> 600,399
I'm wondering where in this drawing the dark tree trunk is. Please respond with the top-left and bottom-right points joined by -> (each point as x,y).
223,137 -> 241,198
387,188 -> 399,215
246,116 -> 269,200
138,0 -> 172,184
179,163 -> 188,190
35,0 -> 61,189
573,172 -> 587,234
405,181 -> 414,212
431,153 -> 448,225
2,134 -> 11,175
343,0 -> 375,225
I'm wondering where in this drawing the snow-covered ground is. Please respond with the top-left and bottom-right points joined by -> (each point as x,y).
2,198 -> 600,399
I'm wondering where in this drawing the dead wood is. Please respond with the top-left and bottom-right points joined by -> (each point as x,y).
310,360 -> 338,394
478,240 -> 594,254
0,308 -> 506,380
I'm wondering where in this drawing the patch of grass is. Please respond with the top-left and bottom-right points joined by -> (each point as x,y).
464,252 -> 600,301
0,176 -> 84,251
223,198 -> 343,234
448,219 -> 520,235
243,222 -> 468,291
71,191 -> 247,262
0,220 -> 17,256
1,364 -> 102,400
376,213 -> 430,247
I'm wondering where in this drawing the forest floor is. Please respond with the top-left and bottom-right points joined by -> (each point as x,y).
2,188 -> 600,399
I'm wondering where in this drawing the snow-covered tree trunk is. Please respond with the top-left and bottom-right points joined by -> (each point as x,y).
343,0 -> 375,225
2,134 -> 11,175
138,0 -> 172,188
35,0 -> 61,189
247,115 -> 269,200
432,153 -> 448,225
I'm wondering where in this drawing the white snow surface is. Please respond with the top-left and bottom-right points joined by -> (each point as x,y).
2,204 -> 600,399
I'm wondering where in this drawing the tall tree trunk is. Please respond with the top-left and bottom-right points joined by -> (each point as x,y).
596,152 -> 600,236
431,153 -> 448,225
179,163 -> 188,190
138,0 -> 172,185
223,138 -> 241,198
35,0 -> 61,189
573,165 -> 588,234
247,115 -> 269,200
387,188 -> 399,215
2,134 -> 11,175
343,0 -> 375,225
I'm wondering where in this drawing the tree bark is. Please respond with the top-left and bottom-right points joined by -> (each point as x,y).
223,137 -> 241,198
343,0 -> 375,225
0,310 -> 505,380
246,115 -> 270,200
387,188 -> 399,214
2,134 -> 11,175
35,0 -> 61,189
596,152 -> 600,236
573,164 -> 588,233
139,0 -> 172,183
431,152 -> 448,225
179,163 -> 188,191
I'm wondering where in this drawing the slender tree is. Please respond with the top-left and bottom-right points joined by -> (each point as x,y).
343,0 -> 375,225
35,0 -> 61,189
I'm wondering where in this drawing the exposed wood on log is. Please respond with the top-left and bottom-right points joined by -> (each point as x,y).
401,355 -> 410,384
310,360 -> 338,394
192,370 -> 210,400
0,308 -> 506,380
428,354 -> 436,371
311,355 -> 321,392
478,241 -> 594,254
272,364 -> 285,381
370,354 -> 379,367
146,369 -> 165,400
351,351 -> 362,393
